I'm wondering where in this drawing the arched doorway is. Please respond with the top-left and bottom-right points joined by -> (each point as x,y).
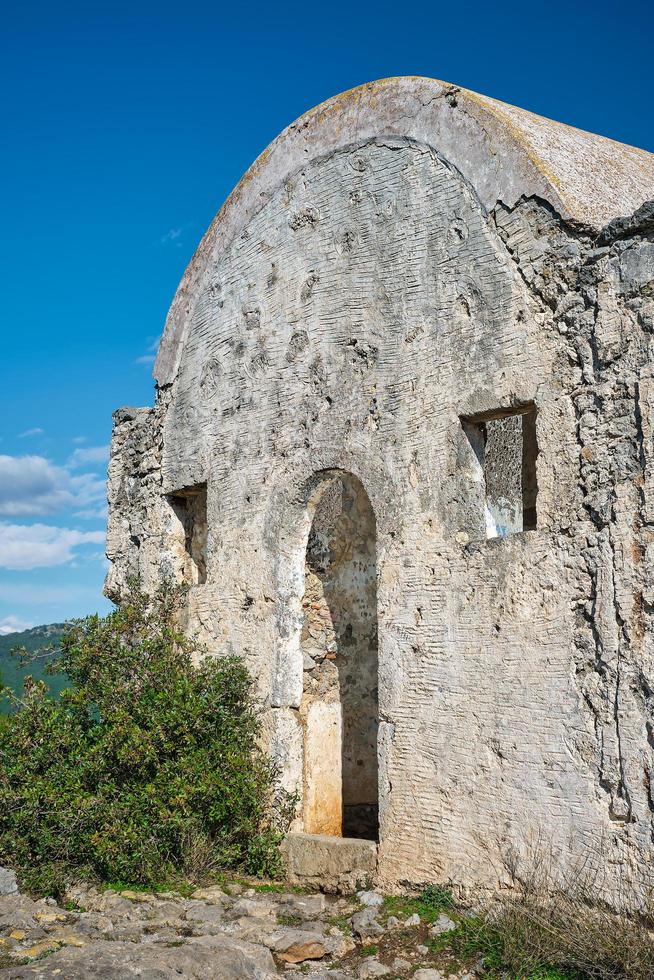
299,471 -> 379,841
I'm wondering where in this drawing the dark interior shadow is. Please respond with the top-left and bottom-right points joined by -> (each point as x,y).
303,472 -> 379,841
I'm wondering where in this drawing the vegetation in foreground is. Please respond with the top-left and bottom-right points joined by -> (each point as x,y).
0,582 -> 293,897
379,881 -> 654,980
0,591 -> 652,979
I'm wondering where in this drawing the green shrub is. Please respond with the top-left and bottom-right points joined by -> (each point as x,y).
0,582 -> 293,896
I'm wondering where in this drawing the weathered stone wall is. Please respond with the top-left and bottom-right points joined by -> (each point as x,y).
105,405 -> 164,602
105,79 -> 654,908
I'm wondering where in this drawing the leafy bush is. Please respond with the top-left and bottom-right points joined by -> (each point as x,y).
0,583 -> 293,896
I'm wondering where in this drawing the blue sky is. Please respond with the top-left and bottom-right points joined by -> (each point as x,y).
1,0 -> 652,631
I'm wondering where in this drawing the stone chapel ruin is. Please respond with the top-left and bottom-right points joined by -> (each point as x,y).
106,77 -> 654,905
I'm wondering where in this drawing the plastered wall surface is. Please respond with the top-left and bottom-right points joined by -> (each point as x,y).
106,79 -> 654,907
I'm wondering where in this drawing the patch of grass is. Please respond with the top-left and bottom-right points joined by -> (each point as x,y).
360,944 -> 379,957
529,970 -> 578,980
31,946 -> 61,963
63,901 -> 87,912
393,928 -> 420,944
382,884 -> 454,925
377,874 -> 653,980
222,874 -> 289,894
103,880 -> 154,894
277,912 -> 304,927
173,882 -> 197,898
425,932 -> 457,956
446,914 -> 504,967
444,895 -> 652,980
512,893 -> 652,979
327,912 -> 354,935
101,878 -> 198,899
421,884 -> 454,910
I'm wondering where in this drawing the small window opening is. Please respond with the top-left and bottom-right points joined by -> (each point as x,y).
462,406 -> 538,539
168,483 -> 208,584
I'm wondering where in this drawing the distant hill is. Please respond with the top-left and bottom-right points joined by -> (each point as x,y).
0,623 -> 68,713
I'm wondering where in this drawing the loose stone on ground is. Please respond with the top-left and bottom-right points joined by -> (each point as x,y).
0,880 -> 478,978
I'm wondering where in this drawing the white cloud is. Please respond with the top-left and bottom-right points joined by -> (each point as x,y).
71,435 -> 87,445
0,523 -> 105,571
135,335 -> 161,367
18,428 -> 44,439
69,474 -> 107,514
0,614 -> 33,635
0,455 -> 71,516
74,502 -> 109,521
67,445 -> 110,469
0,454 -> 107,518
161,227 -> 182,246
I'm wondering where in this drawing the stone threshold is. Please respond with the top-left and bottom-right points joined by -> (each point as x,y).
281,832 -> 378,894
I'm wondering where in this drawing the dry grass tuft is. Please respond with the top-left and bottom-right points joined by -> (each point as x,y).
179,826 -> 224,882
476,890 -> 654,979
452,854 -> 654,980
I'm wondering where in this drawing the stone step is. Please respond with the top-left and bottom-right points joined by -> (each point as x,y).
281,832 -> 377,894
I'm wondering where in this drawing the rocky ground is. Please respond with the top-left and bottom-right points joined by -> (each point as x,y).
0,869 -> 480,979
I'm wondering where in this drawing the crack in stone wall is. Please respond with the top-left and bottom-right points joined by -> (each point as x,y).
492,197 -> 654,896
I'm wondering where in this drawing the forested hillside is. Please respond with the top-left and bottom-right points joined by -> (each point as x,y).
0,623 -> 66,712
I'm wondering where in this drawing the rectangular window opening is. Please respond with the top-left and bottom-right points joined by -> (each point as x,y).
462,405 -> 538,539
167,483 -> 208,584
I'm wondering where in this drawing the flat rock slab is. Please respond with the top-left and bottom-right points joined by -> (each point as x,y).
278,939 -> 327,963
0,936 -> 277,979
281,833 -> 377,894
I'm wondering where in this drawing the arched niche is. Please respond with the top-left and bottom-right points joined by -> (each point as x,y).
296,470 -> 379,841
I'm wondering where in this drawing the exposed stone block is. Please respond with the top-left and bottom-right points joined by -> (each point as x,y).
281,833 -> 378,894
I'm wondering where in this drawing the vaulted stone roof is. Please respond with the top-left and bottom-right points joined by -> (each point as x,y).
155,76 -> 654,385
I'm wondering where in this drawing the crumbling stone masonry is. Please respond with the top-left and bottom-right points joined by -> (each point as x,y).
106,77 -> 654,906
